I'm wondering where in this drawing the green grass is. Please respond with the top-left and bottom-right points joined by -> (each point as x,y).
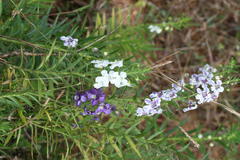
0,0 -> 240,159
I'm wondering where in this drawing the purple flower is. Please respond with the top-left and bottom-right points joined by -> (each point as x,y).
82,107 -> 96,116
195,87 -> 213,104
144,98 -> 161,108
160,89 -> 177,101
75,100 -> 81,106
60,36 -> 78,48
74,88 -> 115,120
86,88 -> 106,106
171,79 -> 185,93
74,92 -> 87,102
211,79 -> 224,93
95,103 -> 115,115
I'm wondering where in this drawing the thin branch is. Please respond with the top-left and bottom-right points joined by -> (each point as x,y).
178,126 -> 200,149
0,51 -> 47,58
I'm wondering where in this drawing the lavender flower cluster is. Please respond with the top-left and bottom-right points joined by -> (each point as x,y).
184,64 -> 224,110
74,88 -> 115,119
136,80 -> 185,116
136,64 -> 225,116
183,65 -> 224,112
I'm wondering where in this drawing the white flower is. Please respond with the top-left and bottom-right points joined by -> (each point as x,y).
109,71 -> 120,84
94,76 -> 109,88
94,70 -> 130,89
156,108 -> 163,114
136,108 -> 144,116
60,36 -> 78,48
91,60 -> 110,68
91,59 -> 123,69
93,70 -> 110,89
92,47 -> 99,52
209,143 -> 214,147
109,60 -> 123,69
148,25 -> 162,34
111,71 -> 130,88
198,134 -> 203,139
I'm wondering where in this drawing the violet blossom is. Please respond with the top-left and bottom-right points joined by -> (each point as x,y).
74,88 -> 115,120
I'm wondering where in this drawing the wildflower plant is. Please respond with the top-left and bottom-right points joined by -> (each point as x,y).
0,1 -> 239,160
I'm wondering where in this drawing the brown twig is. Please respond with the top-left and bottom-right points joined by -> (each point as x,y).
178,126 -> 200,149
0,51 -> 47,58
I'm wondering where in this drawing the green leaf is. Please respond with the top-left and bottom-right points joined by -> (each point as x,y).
4,132 -> 14,146
0,0 -> 2,17
109,136 -> 123,159
125,136 -> 142,159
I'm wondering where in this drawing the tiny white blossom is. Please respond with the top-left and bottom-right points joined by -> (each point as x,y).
91,60 -> 110,68
198,134 -> 203,139
109,60 -> 123,69
109,71 -> 120,84
148,25 -> 162,34
93,70 -> 110,89
93,76 -> 109,89
60,36 -> 78,48
94,70 -> 130,89
112,71 -> 130,88
103,52 -> 108,56
136,108 -> 144,116
92,47 -> 99,52
209,142 -> 214,147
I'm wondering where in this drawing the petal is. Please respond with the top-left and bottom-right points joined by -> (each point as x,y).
120,72 -> 127,78
60,36 -> 67,41
101,70 -> 108,76
144,98 -> 152,105
94,83 -> 101,89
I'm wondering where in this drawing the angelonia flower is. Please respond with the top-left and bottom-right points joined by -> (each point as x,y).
148,25 -> 162,34
91,59 -> 130,88
74,88 -> 116,120
60,36 -> 78,48
136,79 -> 185,116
